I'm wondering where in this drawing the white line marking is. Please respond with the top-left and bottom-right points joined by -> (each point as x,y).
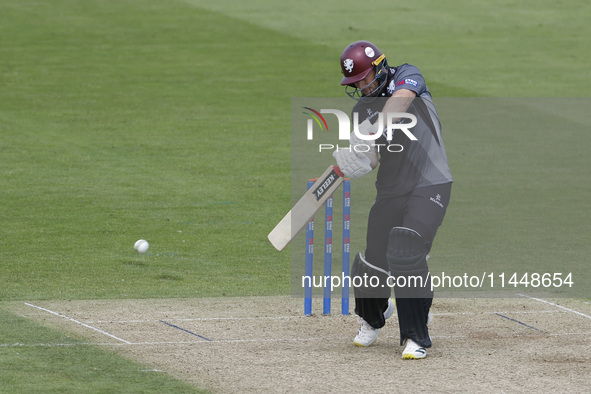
130,337 -> 333,345
0,336 -> 341,347
0,342 -> 87,347
4,331 -> 591,348
19,298 -> 590,348
433,310 -> 565,317
24,303 -> 132,344
86,315 -> 310,324
518,295 -> 591,320
86,310 -> 564,324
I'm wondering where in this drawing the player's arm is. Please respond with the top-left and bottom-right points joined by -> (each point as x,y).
333,119 -> 380,178
379,88 -> 417,127
366,147 -> 379,169
338,88 -> 416,176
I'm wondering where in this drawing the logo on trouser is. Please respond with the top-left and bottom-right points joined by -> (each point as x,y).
430,194 -> 444,208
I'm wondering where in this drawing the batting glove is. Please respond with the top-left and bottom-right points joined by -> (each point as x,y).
332,148 -> 373,179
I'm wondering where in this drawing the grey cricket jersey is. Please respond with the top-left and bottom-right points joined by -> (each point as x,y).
352,63 -> 453,197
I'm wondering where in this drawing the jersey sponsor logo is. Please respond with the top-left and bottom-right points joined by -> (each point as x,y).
343,58 -> 354,73
397,78 -> 418,87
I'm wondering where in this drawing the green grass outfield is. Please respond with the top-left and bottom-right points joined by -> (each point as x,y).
1,0 -> 589,392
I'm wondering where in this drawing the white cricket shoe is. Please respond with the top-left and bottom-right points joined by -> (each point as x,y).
400,311 -> 432,359
353,299 -> 395,347
354,318 -> 379,347
402,338 -> 427,359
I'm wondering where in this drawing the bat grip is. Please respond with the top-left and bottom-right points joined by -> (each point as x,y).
333,165 -> 344,177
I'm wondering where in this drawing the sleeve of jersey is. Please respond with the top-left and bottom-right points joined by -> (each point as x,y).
391,64 -> 427,96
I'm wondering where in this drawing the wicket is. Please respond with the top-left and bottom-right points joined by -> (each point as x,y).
304,178 -> 351,316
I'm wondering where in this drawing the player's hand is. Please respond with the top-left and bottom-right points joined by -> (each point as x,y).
332,148 -> 373,178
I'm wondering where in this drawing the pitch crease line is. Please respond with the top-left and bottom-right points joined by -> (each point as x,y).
5,331 -> 591,348
87,310 -> 564,324
24,302 -> 132,344
160,320 -> 211,341
518,294 -> 591,320
494,313 -> 544,332
87,315 -> 310,324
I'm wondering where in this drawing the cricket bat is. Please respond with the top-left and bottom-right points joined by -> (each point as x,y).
268,165 -> 345,251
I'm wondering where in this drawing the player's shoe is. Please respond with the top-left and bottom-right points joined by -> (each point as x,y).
400,311 -> 432,359
354,299 -> 395,347
354,318 -> 379,347
402,338 -> 427,359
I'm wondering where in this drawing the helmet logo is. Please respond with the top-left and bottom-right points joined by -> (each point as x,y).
343,58 -> 354,74
365,47 -> 375,58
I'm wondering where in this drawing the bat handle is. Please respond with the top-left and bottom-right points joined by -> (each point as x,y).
333,165 -> 344,177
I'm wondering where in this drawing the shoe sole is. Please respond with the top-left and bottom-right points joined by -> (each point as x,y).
353,333 -> 378,347
402,353 -> 426,360
354,337 -> 378,347
402,347 -> 427,359
401,338 -> 427,359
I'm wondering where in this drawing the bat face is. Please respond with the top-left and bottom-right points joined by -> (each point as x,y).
268,166 -> 344,251
311,167 -> 342,201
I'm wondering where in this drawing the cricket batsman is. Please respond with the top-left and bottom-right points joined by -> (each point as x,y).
332,40 -> 453,359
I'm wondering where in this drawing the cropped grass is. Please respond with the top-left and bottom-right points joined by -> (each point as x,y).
2,0 -> 590,302
0,0 -> 589,391
1,0 -> 297,300
0,309 -> 202,393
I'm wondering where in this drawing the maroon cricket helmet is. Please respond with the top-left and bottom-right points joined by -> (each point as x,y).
340,40 -> 385,86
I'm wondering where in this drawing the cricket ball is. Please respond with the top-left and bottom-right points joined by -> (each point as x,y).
134,239 -> 149,254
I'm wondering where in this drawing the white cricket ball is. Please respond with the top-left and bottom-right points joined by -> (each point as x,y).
134,239 -> 149,254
